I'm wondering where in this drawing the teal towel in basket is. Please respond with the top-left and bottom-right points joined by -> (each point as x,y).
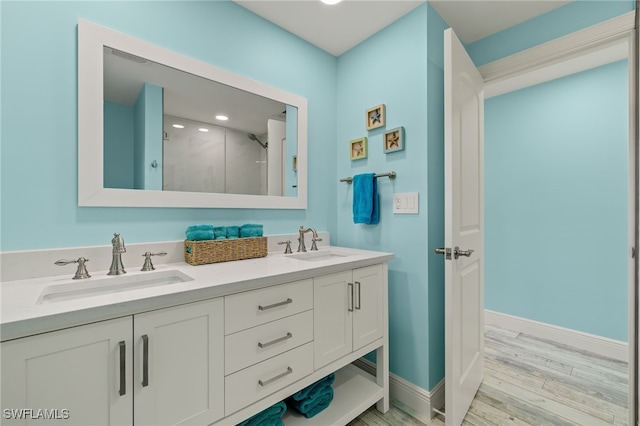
240,224 -> 263,238
186,224 -> 214,241
226,226 -> 240,239
214,226 -> 227,240
288,386 -> 334,419
237,401 -> 286,426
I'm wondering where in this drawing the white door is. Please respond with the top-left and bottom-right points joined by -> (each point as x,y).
443,28 -> 485,426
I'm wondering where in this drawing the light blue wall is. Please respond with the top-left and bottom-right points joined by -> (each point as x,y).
104,102 -> 134,189
0,1 -> 337,251
467,1 -> 635,66
485,60 -> 629,341
336,3 -> 448,391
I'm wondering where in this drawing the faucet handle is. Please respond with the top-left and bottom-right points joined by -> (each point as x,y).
55,257 -> 91,280
278,240 -> 293,254
311,237 -> 323,251
141,252 -> 167,271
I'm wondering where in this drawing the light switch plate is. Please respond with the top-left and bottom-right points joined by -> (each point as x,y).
393,192 -> 419,214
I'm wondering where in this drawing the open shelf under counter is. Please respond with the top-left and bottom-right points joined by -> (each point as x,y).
283,363 -> 384,426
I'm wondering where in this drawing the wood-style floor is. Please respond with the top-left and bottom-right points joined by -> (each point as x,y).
348,325 -> 629,425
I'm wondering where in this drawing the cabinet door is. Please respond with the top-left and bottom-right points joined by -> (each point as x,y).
313,271 -> 353,369
1,317 -> 133,426
352,264 -> 384,351
134,298 -> 224,426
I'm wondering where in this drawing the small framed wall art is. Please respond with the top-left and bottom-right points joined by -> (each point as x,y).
350,137 -> 368,160
383,127 -> 404,153
365,104 -> 386,130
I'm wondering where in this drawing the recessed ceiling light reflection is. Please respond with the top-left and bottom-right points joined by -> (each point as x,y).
215,115 -> 229,121
320,0 -> 342,4
172,124 -> 185,129
198,128 -> 209,132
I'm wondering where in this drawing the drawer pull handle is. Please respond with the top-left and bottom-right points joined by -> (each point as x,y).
258,332 -> 293,349
355,281 -> 361,310
119,341 -> 126,396
142,334 -> 149,387
258,298 -> 293,311
347,283 -> 354,312
258,367 -> 293,387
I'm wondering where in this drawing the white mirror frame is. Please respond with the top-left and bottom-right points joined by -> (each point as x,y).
78,18 -> 307,209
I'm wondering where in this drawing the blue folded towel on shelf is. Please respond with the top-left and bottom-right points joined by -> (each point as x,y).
286,373 -> 335,419
237,401 -> 286,426
290,373 -> 335,401
288,386 -> 334,419
240,223 -> 263,238
226,226 -> 240,239
352,173 -> 379,225
214,226 -> 227,240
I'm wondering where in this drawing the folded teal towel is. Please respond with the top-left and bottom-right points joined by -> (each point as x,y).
214,226 -> 227,240
353,173 -> 379,225
288,386 -> 333,418
226,226 -> 240,239
237,401 -> 286,426
240,224 -> 263,238
186,229 -> 214,241
291,373 -> 335,401
187,224 -> 214,232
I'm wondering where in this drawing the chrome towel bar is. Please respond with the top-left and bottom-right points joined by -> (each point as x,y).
340,171 -> 396,183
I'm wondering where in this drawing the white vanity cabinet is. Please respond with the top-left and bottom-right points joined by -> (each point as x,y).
133,298 -> 224,426
313,264 -> 384,369
0,298 -> 224,426
0,317 -> 133,426
1,249 -> 391,426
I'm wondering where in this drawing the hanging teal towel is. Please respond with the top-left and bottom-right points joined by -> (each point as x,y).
353,173 -> 379,224
237,401 -> 286,426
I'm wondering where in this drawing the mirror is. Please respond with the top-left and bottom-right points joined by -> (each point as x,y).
78,19 -> 307,208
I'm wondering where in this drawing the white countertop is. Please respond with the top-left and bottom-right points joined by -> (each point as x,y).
1,246 -> 393,341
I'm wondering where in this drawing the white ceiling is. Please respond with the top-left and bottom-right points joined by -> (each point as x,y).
234,0 -> 571,56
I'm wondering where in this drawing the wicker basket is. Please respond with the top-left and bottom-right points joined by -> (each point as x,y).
184,237 -> 268,266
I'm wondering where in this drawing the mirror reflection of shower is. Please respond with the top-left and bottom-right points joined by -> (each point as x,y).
248,133 -> 268,150
162,115 -> 268,195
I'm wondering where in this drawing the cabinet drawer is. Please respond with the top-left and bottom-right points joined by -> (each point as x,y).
225,343 -> 313,415
225,310 -> 313,375
225,279 -> 313,334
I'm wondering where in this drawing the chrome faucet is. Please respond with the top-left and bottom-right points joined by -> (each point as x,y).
298,226 -> 322,252
108,232 -> 127,275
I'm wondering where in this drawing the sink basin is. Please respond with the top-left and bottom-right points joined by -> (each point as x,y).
37,270 -> 194,304
288,250 -> 351,262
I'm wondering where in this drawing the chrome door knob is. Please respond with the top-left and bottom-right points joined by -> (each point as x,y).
453,246 -> 474,259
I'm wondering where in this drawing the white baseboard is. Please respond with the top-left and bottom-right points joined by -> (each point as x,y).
352,359 -> 444,420
485,309 -> 629,362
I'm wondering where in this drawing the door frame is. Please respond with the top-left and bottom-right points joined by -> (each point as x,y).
469,10 -> 638,425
